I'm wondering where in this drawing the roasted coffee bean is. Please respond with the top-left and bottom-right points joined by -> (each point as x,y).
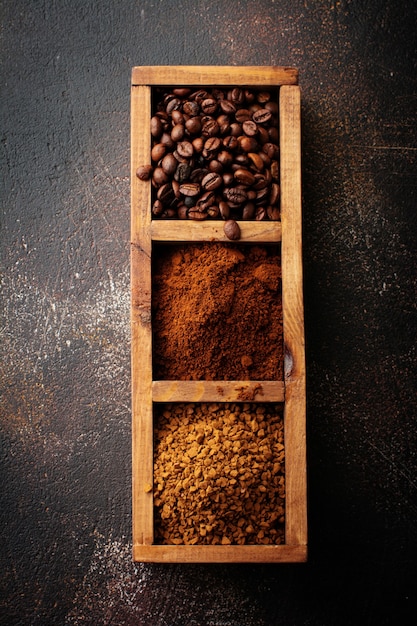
224,219 -> 241,240
152,199 -> 164,216
185,117 -> 202,135
153,167 -> 169,186
161,153 -> 178,176
242,120 -> 258,137
252,109 -> 272,124
219,200 -> 230,220
248,152 -> 264,171
230,88 -> 245,105
179,182 -> 200,197
235,109 -> 252,123
207,205 -> 220,218
174,162 -> 191,183
203,136 -> 221,158
157,182 -> 175,204
234,168 -> 256,186
188,208 -> 208,220
197,190 -> 216,211
151,116 -> 163,138
219,99 -> 236,114
171,123 -> 185,142
151,143 -> 166,162
269,182 -> 280,206
239,136 -> 258,153
183,100 -> 200,116
242,201 -> 256,220
176,141 -> 194,158
136,164 -> 153,180
202,118 -> 220,137
201,172 -> 222,191
223,187 -> 247,205
271,160 -> 279,181
201,98 -> 218,114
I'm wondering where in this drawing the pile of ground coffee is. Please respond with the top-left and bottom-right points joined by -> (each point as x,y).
152,243 -> 283,381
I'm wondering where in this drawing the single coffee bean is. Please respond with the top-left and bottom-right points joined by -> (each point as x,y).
271,160 -> 279,181
152,199 -> 164,216
201,98 -> 218,114
247,152 -> 264,171
219,200 -> 230,220
223,187 -> 247,205
151,143 -> 166,162
202,118 -> 220,137
179,182 -> 200,197
219,99 -> 236,115
185,117 -> 202,135
171,109 -> 185,125
157,182 -> 175,204
161,153 -> 178,176
257,91 -> 271,104
171,123 -> 185,142
203,136 -> 221,158
153,167 -> 169,186
239,136 -> 258,153
136,164 -> 153,180
174,162 -> 191,183
201,172 -> 223,191
269,182 -> 280,206
188,208 -> 208,220
242,201 -> 256,220
176,141 -> 194,158
230,88 -> 245,105
183,100 -> 200,116
242,120 -> 258,137
234,168 -> 256,186
224,219 -> 241,240
235,109 -> 252,123
252,108 -> 272,124
151,116 -> 163,138
172,87 -> 191,97
197,190 -> 216,210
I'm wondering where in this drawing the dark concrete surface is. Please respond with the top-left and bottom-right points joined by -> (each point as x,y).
1,1 -> 416,624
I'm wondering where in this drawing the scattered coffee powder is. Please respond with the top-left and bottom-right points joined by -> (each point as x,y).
153,402 -> 285,545
152,243 -> 283,381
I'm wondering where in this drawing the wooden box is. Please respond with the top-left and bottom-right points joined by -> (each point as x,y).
131,66 -> 306,562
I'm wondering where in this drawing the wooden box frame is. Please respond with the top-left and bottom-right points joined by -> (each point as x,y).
131,66 -> 306,563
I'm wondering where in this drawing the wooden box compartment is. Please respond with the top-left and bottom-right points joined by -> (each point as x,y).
131,66 -> 306,562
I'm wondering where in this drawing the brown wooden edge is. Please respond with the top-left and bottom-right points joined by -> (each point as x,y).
131,84 -> 154,546
133,543 -> 307,564
132,65 -> 298,87
280,85 -> 307,550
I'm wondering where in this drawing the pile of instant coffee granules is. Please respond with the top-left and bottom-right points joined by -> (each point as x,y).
153,402 -> 285,545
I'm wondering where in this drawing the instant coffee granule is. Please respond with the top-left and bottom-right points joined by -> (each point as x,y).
153,402 -> 285,545
152,243 -> 283,381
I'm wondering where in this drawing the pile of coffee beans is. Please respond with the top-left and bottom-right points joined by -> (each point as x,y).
137,86 -> 281,221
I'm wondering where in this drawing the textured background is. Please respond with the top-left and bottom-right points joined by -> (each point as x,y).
1,1 -> 416,624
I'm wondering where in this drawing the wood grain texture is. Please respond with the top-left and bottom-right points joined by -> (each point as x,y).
132,65 -> 298,86
152,380 -> 285,403
131,85 -> 154,545
134,543 -> 307,563
279,85 -> 307,547
151,219 -> 282,242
